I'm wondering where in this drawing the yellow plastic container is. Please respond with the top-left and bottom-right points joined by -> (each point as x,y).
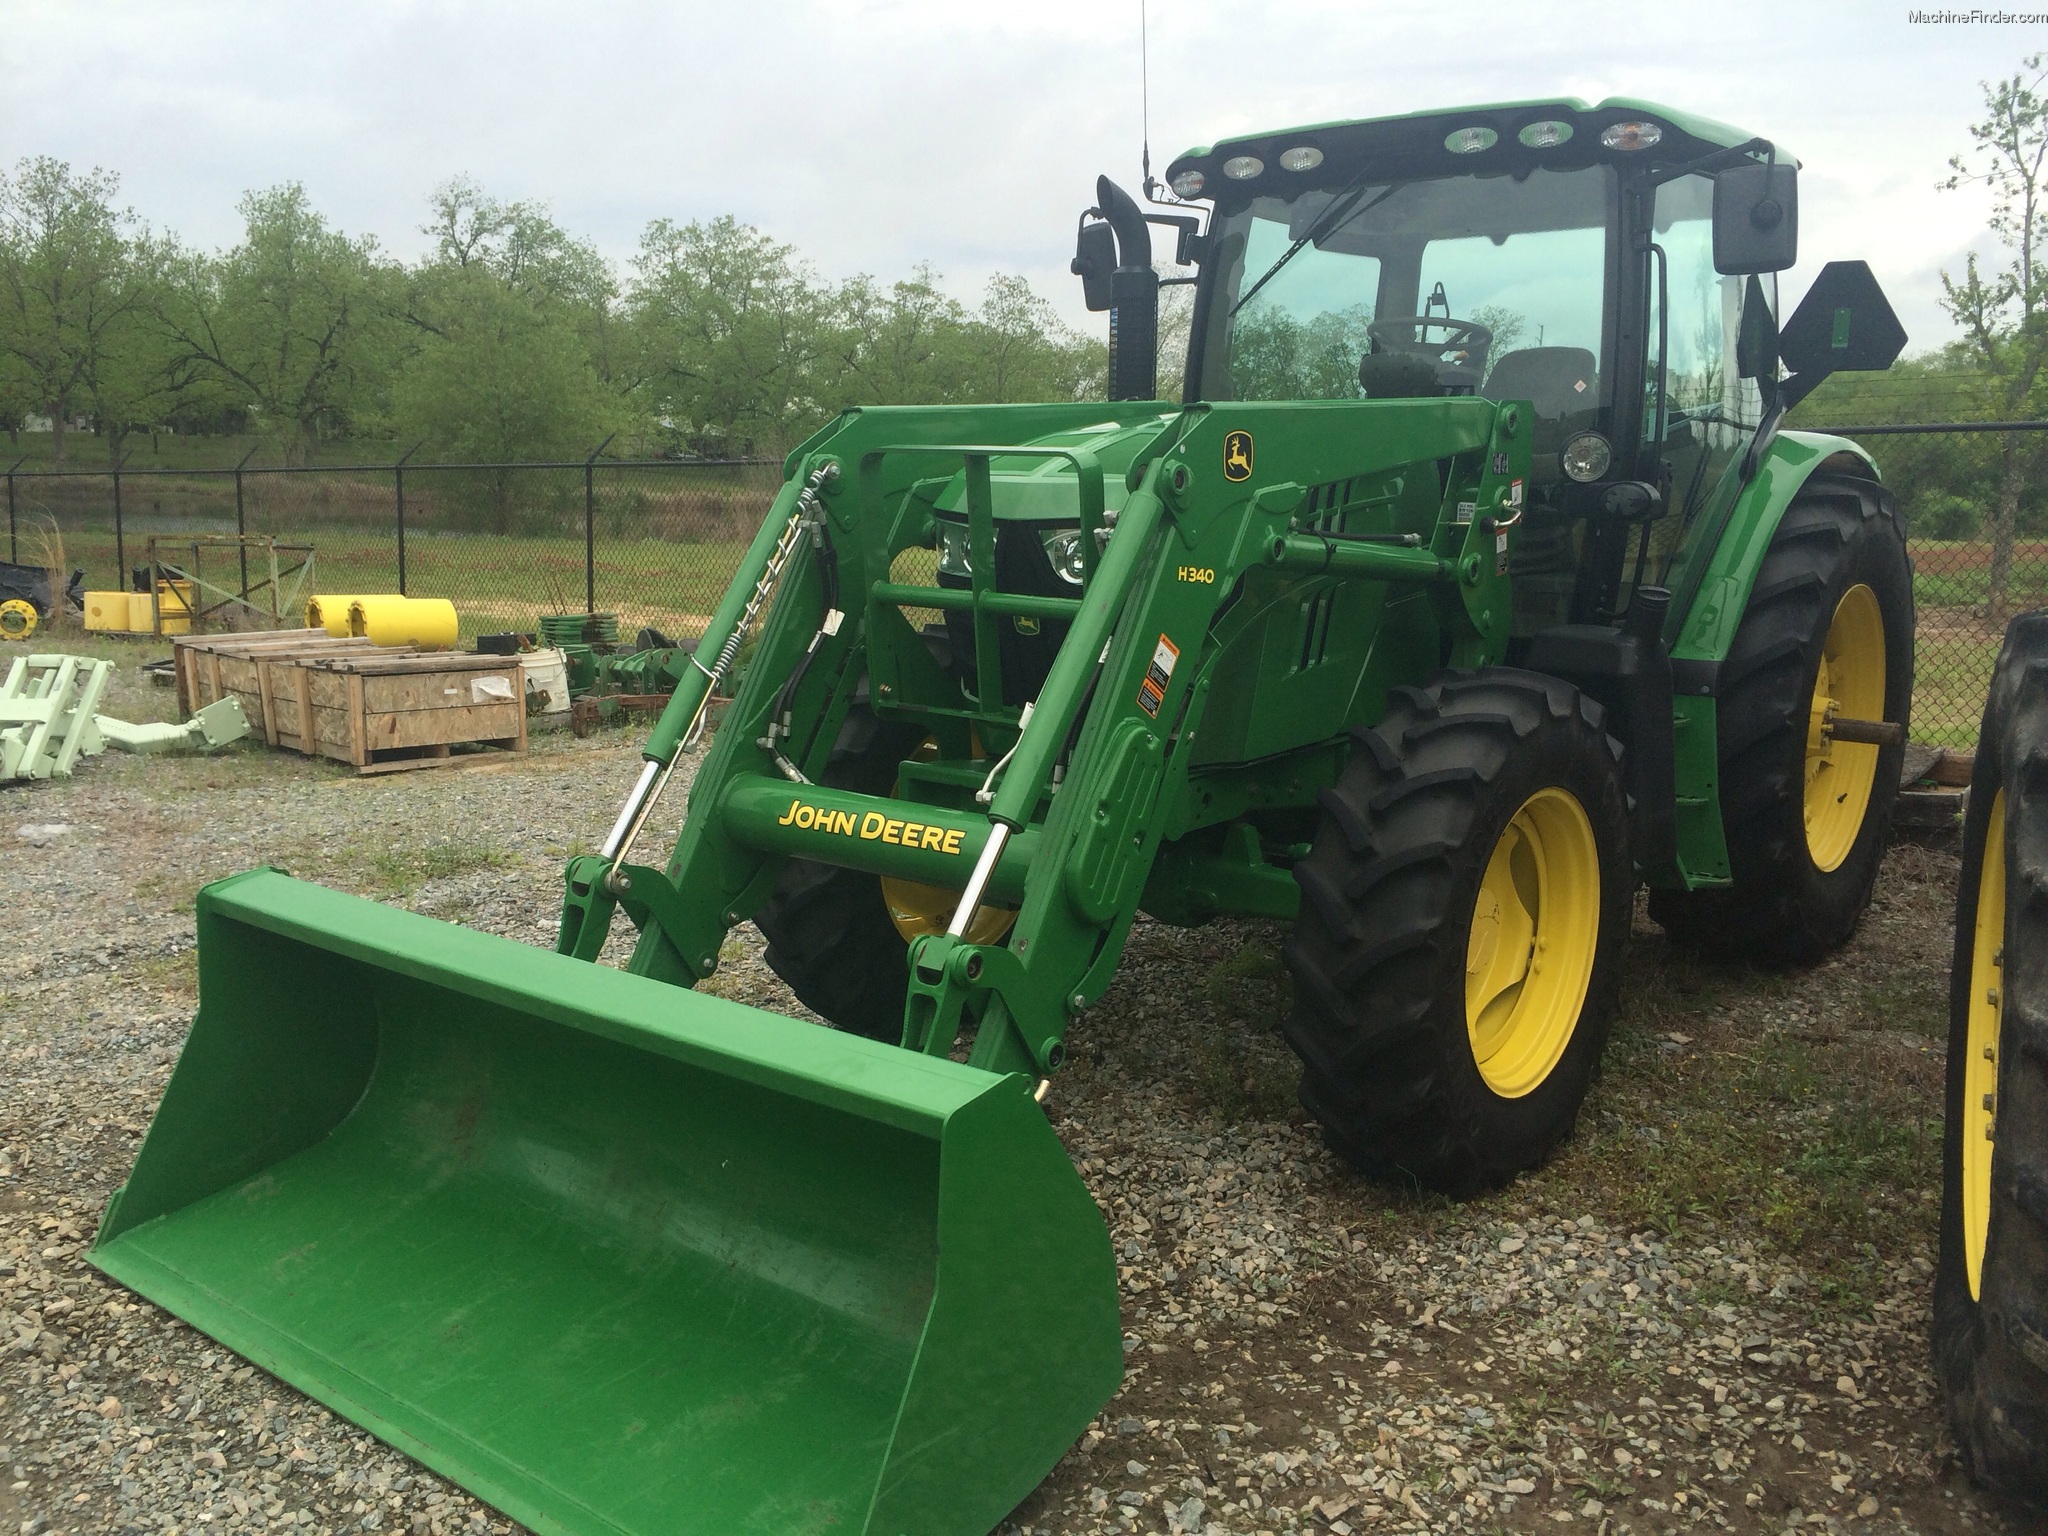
131,590 -> 193,636
347,596 -> 457,650
306,594 -> 384,637
83,591 -> 131,631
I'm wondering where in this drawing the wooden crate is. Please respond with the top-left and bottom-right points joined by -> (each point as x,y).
284,652 -> 528,773
174,632 -> 390,739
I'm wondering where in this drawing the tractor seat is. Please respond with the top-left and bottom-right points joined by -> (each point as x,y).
1482,347 -> 1598,422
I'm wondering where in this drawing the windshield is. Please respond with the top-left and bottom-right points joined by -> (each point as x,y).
1196,164 -> 1617,419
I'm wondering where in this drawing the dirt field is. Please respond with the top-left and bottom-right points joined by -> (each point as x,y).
0,641 -> 2030,1536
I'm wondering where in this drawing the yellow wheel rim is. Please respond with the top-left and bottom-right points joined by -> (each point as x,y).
1804,584 -> 1887,872
1964,789 -> 2007,1301
1465,786 -> 1602,1098
882,875 -> 1015,946
0,598 -> 36,641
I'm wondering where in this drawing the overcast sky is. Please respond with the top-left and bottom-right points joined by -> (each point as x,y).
1,1 -> 2040,354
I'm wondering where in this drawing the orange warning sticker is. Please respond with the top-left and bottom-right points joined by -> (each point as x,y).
1137,633 -> 1179,718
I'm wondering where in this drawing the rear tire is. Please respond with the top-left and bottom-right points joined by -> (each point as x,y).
1935,613 -> 2048,1503
756,699 -> 922,1042
1281,668 -> 1631,1195
1649,472 -> 1912,962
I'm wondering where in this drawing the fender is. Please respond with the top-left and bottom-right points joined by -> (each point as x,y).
1653,429 -> 1884,889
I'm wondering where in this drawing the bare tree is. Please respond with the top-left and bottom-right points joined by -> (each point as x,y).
1941,54 -> 2048,620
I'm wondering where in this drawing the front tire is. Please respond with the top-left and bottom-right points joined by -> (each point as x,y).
1650,472 -> 1913,962
1935,613 -> 2048,1502
756,699 -> 924,1042
1282,669 -> 1631,1195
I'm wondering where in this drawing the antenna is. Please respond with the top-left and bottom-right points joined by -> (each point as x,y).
1140,0 -> 1154,199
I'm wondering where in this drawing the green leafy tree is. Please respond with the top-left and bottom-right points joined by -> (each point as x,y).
1941,54 -> 2048,619
0,157 -> 148,461
824,267 -> 974,406
416,178 -> 623,382
966,273 -> 1102,403
157,184 -> 400,462
630,215 -> 828,456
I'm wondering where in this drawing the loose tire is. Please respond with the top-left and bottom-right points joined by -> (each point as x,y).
1282,668 -> 1632,1195
756,699 -> 925,1042
1650,471 -> 1913,962
1935,612 -> 2048,1502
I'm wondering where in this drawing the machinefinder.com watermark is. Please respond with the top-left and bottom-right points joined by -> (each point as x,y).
1909,8 -> 2048,19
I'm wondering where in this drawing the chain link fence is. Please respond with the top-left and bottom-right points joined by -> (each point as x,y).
2,457 -> 783,646
1787,422 -> 2048,748
3,433 -> 2039,746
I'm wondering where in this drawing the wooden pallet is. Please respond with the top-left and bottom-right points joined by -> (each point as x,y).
283,652 -> 527,773
174,632 -> 389,732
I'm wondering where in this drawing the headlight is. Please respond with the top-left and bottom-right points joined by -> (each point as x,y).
1562,432 -> 1613,483
1600,120 -> 1663,152
1170,169 -> 1207,198
1042,529 -> 1087,586
936,519 -> 973,578
1222,155 -> 1264,180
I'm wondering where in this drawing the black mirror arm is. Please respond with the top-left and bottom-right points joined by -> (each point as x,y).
1650,136 -> 1778,188
1738,367 -> 1833,484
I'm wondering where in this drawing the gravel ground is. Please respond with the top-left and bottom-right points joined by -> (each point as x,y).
0,643 -> 2028,1536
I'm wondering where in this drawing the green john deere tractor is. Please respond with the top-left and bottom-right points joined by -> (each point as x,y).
93,99 -> 1913,1536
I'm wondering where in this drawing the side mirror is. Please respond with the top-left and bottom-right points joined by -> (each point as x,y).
1072,219 -> 1116,312
1713,161 -> 1798,275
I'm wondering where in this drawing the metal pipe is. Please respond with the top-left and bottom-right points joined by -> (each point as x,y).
948,822 -> 1011,937
1827,716 -> 1905,747
393,441 -> 422,595
5,457 -> 21,564
112,449 -> 128,582
1264,531 -> 1451,583
584,433 -> 615,614
600,759 -> 665,860
233,445 -> 257,602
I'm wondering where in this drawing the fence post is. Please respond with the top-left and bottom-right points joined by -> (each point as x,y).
5,456 -> 21,564
233,445 -> 258,604
112,447 -> 131,586
584,434 -> 615,614
394,441 -> 422,596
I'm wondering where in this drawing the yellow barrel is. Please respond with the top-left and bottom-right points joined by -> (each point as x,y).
348,596 -> 458,650
83,591 -> 131,631
306,594 -> 383,637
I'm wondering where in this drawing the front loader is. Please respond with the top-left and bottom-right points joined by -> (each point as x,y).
95,99 -> 1914,1535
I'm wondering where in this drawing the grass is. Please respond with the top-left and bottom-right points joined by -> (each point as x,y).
1535,884 -> 1951,1310
367,839 -> 514,896
1192,938 -> 1302,1123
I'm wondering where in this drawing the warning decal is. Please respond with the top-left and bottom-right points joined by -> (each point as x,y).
1137,633 -> 1180,718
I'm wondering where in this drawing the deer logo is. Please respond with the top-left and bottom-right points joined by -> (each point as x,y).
1223,430 -> 1254,482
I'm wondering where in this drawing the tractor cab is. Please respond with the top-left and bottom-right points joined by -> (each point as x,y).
1081,99 -> 1809,633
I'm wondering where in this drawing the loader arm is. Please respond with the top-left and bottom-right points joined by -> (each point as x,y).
566,396 -> 1531,1076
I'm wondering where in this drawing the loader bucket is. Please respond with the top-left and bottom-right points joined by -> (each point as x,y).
91,870 -> 1121,1536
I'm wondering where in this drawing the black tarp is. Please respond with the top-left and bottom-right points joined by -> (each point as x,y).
0,560 -> 85,617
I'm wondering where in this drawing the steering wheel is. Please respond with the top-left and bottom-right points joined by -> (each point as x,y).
1366,316 -> 1494,392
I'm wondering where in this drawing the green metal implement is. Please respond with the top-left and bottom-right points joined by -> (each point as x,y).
91,871 -> 1119,1536
1,653 -> 110,780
